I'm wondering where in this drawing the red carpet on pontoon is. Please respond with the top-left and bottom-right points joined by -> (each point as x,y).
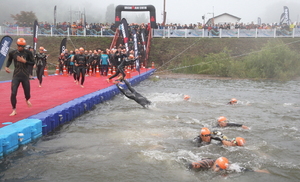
0,69 -> 149,128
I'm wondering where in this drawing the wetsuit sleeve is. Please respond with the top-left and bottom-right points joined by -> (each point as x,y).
241,167 -> 254,172
193,136 -> 203,147
25,50 -> 35,65
6,51 -> 14,67
226,123 -> 243,127
73,55 -> 78,64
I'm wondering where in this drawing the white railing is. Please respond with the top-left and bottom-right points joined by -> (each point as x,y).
1,26 -> 300,38
153,27 -> 300,38
0,26 -> 116,37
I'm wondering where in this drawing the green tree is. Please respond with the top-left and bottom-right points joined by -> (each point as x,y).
105,4 -> 115,23
11,11 -> 37,25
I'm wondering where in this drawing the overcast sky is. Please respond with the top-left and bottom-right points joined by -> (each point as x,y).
1,0 -> 300,25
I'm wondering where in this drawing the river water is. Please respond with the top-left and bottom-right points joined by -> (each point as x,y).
0,73 -> 299,182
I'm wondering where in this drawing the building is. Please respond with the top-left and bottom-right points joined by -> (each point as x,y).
206,13 -> 241,25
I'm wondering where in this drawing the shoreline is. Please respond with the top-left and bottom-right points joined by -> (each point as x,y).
154,71 -> 238,80
153,71 -> 300,81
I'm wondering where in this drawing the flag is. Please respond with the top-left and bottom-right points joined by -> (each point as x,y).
280,6 -> 291,25
84,8 -> 86,27
33,20 -> 39,55
132,29 -> 140,74
54,5 -> 57,26
60,38 -> 67,54
257,17 -> 261,25
120,18 -> 129,52
140,29 -> 147,54
0,36 -> 13,70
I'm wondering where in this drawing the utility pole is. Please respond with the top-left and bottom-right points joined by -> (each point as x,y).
162,0 -> 167,26
212,6 -> 214,25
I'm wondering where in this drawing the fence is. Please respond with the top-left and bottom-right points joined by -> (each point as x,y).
1,26 -> 300,38
0,26 -> 116,37
153,28 -> 300,38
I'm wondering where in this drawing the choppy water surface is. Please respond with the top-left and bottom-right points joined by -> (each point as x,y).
0,75 -> 299,182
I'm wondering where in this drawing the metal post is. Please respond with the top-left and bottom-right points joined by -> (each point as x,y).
293,27 -> 295,38
255,28 -> 258,38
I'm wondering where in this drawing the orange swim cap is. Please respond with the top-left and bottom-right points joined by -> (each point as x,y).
16,38 -> 26,46
217,116 -> 227,122
200,127 -> 211,135
234,137 -> 245,146
129,54 -> 134,59
230,98 -> 237,103
184,95 -> 190,100
215,157 -> 229,169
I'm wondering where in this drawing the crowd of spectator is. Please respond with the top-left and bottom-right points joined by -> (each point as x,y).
3,20 -> 300,32
157,22 -> 300,31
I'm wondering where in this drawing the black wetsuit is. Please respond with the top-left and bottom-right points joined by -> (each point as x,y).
6,49 -> 34,109
188,159 -> 215,170
109,57 -> 135,80
188,159 -> 253,172
193,135 -> 223,147
35,52 -> 47,85
73,53 -> 88,85
216,123 -> 243,128
116,79 -> 151,108
89,54 -> 99,74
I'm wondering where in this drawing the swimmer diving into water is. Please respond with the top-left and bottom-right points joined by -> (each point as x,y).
116,78 -> 151,108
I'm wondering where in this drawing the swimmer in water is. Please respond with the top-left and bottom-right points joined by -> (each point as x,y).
116,78 -> 151,108
212,131 -> 246,146
217,116 -> 249,129
184,95 -> 190,100
193,127 -> 227,147
188,157 -> 269,173
227,98 -> 238,105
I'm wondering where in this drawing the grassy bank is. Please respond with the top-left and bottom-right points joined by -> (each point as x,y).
150,37 -> 300,81
2,35 -> 300,80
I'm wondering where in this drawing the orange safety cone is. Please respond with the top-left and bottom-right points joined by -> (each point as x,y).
44,66 -> 48,76
63,65 -> 68,77
107,67 -> 112,78
95,65 -> 100,77
152,62 -> 155,69
55,65 -> 59,75
89,65 -> 92,76
126,66 -> 131,79
112,66 -> 116,75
